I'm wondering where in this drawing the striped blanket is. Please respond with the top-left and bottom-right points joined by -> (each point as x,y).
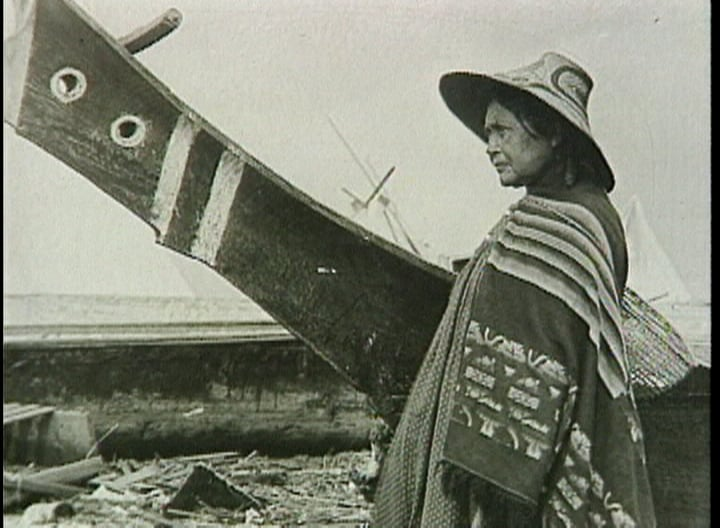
373,193 -> 656,527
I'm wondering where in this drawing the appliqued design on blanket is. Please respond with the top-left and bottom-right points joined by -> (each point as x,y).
450,322 -> 574,463
545,423 -> 638,528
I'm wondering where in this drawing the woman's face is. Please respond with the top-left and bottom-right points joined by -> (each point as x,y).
483,100 -> 556,188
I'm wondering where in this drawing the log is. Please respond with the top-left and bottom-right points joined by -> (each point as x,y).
2,456 -> 104,509
3,473 -> 86,500
20,456 -> 104,484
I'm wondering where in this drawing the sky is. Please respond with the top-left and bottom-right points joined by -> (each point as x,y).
3,0 -> 711,302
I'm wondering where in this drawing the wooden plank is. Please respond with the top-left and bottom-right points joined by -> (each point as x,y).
3,404 -> 51,414
167,464 -> 261,512
3,405 -> 43,420
3,408 -> 36,421
104,464 -> 161,492
174,451 -> 242,463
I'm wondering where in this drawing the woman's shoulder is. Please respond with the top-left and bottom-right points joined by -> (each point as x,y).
513,193 -> 613,251
512,188 -> 627,288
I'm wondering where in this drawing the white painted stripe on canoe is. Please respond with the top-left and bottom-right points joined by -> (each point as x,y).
152,114 -> 198,239
190,149 -> 246,265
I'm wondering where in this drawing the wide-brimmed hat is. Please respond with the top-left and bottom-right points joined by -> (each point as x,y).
439,52 -> 615,192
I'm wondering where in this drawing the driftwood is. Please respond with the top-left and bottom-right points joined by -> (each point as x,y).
3,456 -> 104,509
103,464 -> 162,492
14,456 -> 105,484
3,473 -> 86,500
49,451 -> 372,525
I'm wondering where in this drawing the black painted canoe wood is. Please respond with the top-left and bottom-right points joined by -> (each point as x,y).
3,0 -> 454,424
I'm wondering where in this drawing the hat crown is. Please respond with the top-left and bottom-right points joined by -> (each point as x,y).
494,52 -> 594,131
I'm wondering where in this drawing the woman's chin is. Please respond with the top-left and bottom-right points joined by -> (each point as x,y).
498,172 -> 524,188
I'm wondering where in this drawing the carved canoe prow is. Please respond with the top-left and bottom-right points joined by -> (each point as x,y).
3,0 -> 454,425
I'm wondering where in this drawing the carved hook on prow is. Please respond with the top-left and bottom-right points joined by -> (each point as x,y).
6,1 -> 182,51
3,2 -> 183,126
118,8 -> 183,55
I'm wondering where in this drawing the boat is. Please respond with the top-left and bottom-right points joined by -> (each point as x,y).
3,0 -> 453,426
3,1 -> 708,524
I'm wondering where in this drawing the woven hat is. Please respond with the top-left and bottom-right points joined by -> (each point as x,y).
439,52 -> 615,192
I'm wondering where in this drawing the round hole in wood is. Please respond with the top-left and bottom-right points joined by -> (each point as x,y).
50,67 -> 87,103
110,115 -> 147,148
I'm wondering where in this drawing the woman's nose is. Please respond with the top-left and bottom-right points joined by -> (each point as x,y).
486,139 -> 499,157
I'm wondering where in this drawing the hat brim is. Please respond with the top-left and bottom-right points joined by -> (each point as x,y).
439,71 -> 615,192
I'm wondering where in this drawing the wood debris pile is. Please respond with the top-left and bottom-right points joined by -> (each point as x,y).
4,450 -> 373,527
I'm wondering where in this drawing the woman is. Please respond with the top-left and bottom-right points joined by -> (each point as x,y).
372,52 -> 656,527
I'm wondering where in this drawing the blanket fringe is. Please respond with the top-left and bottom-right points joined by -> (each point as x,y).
440,461 -> 539,527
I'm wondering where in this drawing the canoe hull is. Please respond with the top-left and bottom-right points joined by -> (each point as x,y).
4,0 -> 454,424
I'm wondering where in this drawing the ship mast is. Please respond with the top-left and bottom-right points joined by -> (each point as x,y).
327,116 -> 422,256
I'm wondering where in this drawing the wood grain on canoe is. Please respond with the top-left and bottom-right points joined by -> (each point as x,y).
3,0 -> 454,425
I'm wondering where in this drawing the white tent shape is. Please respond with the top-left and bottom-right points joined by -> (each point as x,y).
622,195 -> 692,304
622,197 -> 711,367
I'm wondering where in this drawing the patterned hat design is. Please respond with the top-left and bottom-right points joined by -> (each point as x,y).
440,52 -> 615,192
